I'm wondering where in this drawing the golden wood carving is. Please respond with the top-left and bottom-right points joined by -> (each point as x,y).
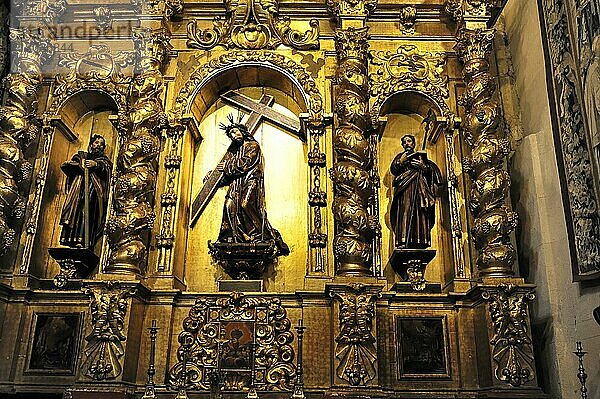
186,0 -> 319,50
370,45 -> 449,123
169,293 -> 296,391
399,6 -> 417,35
330,285 -> 380,386
0,29 -> 52,259
82,284 -> 136,380
326,0 -> 378,19
483,284 -> 536,387
106,28 -> 170,274
331,27 -> 375,276
456,28 -> 517,277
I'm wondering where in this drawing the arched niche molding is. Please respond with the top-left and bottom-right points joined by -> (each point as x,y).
373,89 -> 468,289
158,53 -> 328,291
22,89 -> 120,280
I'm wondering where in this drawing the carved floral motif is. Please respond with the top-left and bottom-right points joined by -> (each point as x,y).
187,0 -> 319,50
106,28 -> 170,274
483,284 -> 536,387
0,29 -> 53,258
331,286 -> 380,386
370,45 -> 449,123
82,285 -> 136,380
169,293 -> 296,391
456,28 -> 517,277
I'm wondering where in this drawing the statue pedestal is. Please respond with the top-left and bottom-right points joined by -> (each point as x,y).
48,247 -> 99,288
208,240 -> 277,280
388,248 -> 436,291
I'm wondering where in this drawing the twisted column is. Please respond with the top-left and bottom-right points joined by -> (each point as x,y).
0,29 -> 52,257
331,27 -> 375,276
456,28 -> 517,277
106,28 -> 169,274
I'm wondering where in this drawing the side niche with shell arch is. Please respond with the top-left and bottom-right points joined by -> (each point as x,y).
172,64 -> 315,293
376,91 -> 465,288
29,90 -> 119,280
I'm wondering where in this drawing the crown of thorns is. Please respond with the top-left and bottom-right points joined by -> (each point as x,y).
219,113 -> 247,133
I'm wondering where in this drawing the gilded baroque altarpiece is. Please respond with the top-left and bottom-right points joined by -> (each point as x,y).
0,0 -> 547,398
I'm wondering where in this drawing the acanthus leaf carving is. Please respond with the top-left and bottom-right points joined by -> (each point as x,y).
186,0 -> 319,51
330,285 -> 380,386
482,284 -> 536,387
81,284 -> 137,381
370,45 -> 449,123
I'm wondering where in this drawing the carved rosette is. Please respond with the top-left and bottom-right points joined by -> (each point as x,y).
331,27 -> 375,276
106,28 -> 170,274
0,29 -> 53,258
82,284 -> 136,380
169,293 -> 296,391
187,0 -> 319,50
330,285 -> 380,386
456,28 -> 517,277
482,284 -> 536,387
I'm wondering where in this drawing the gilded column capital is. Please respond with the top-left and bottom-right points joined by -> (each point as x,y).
444,0 -> 507,24
9,28 -> 55,74
334,27 -> 370,62
326,0 -> 378,20
133,27 -> 171,70
455,27 -> 495,64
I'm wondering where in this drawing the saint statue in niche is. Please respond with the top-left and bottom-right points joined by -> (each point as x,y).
59,134 -> 112,250
390,134 -> 442,249
215,116 -> 290,256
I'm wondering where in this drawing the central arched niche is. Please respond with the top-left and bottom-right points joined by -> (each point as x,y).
377,91 -> 452,287
182,82 -> 309,292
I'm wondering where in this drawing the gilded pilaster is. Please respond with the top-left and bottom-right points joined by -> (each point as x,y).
106,28 -> 170,274
0,29 -> 53,260
329,3 -> 376,277
455,28 -> 517,277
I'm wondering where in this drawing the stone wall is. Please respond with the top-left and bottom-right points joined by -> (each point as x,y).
503,0 -> 600,397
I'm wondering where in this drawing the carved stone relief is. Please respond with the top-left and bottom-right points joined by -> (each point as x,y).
541,0 -> 600,280
187,0 -> 319,50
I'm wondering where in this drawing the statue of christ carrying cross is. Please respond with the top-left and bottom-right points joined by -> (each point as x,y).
215,114 -> 289,255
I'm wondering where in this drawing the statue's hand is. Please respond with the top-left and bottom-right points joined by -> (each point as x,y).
84,160 -> 98,168
410,158 -> 426,170
216,161 -> 225,172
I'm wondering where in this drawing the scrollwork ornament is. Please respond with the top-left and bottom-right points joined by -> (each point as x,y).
482,284 -> 536,387
330,286 -> 380,386
186,0 -> 319,51
168,293 -> 296,392
81,284 -> 137,380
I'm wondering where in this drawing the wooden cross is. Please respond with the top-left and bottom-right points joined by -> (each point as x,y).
189,91 -> 302,227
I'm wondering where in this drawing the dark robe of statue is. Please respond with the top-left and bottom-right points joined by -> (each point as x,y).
59,134 -> 112,250
390,134 -> 442,249
216,122 -> 290,256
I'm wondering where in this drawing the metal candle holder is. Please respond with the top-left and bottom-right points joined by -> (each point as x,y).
291,318 -> 306,399
142,320 -> 159,399
574,341 -> 588,399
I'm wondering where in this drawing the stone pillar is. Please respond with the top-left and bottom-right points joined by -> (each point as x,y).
455,26 -> 517,278
328,0 -> 377,277
0,29 -> 53,262
105,28 -> 170,275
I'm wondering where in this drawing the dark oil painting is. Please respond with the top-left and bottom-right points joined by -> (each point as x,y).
28,313 -> 80,373
397,317 -> 448,377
